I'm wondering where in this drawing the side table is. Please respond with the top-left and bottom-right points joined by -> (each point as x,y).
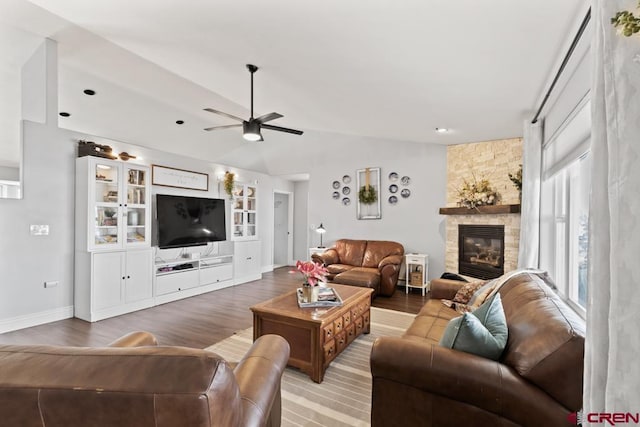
405,253 -> 429,296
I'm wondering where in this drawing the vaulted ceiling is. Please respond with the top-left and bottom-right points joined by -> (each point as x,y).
2,0 -> 589,173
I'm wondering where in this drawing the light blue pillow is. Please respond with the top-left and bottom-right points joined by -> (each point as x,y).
439,293 -> 508,360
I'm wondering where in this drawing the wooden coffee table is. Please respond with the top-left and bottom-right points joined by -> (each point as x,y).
250,284 -> 373,383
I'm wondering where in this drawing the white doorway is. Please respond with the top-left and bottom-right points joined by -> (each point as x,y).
273,191 -> 294,268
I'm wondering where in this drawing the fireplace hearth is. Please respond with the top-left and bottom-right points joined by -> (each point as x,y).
458,224 -> 505,280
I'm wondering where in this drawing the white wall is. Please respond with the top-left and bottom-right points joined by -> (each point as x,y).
248,130 -> 448,280
0,119 -> 294,331
293,180 -> 309,261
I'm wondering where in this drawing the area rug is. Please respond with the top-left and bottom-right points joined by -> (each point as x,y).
205,307 -> 416,427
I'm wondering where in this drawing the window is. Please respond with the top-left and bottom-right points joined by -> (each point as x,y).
539,100 -> 591,316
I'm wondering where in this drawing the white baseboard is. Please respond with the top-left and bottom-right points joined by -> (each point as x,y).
0,305 -> 74,334
262,264 -> 275,273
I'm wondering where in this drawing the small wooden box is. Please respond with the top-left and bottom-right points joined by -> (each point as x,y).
410,271 -> 423,286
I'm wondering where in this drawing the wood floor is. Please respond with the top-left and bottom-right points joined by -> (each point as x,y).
0,267 -> 429,349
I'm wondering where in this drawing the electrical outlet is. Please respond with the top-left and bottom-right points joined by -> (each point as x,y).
30,225 -> 50,236
44,281 -> 59,288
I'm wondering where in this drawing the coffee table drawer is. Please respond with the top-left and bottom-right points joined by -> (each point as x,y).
343,311 -> 351,327
323,339 -> 336,364
334,317 -> 344,335
323,323 -> 334,343
355,316 -> 364,335
346,324 -> 356,343
336,331 -> 348,353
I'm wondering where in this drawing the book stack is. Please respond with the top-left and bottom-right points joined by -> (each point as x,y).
297,287 -> 343,308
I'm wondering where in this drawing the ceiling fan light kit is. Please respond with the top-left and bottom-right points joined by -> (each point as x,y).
204,64 -> 303,141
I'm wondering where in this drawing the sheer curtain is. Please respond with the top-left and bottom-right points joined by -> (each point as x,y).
517,120 -> 542,269
585,0 -> 640,414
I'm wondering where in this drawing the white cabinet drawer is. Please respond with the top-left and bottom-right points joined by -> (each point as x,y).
406,255 -> 426,264
155,270 -> 199,295
200,264 -> 233,285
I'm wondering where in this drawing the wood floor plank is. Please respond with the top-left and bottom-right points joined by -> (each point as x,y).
0,267 -> 429,348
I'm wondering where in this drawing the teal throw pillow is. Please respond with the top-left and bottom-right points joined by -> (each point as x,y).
439,293 -> 508,360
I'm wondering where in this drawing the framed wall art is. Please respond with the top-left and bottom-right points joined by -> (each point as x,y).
151,165 -> 209,191
356,167 -> 381,220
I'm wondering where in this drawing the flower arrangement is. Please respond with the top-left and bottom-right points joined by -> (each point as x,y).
509,165 -> 522,192
223,171 -> 235,198
457,175 -> 497,209
612,1 -> 640,37
294,260 -> 329,286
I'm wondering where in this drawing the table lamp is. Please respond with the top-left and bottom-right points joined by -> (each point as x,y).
316,223 -> 326,248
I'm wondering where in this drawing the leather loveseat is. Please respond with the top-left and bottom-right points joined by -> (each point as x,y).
0,331 -> 290,427
370,271 -> 585,426
311,239 -> 404,296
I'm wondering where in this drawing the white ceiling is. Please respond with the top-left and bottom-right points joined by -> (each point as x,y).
2,0 -> 589,172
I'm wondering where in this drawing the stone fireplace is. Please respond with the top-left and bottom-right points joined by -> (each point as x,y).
443,138 -> 522,278
458,224 -> 505,279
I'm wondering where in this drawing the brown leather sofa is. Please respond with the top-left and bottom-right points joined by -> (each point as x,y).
311,239 -> 404,297
370,271 -> 585,427
0,331 -> 290,427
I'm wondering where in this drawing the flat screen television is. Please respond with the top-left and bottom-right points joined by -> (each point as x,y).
156,194 -> 226,249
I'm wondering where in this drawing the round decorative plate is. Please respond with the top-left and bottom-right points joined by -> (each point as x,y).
401,188 -> 411,198
342,175 -> 351,184
388,195 -> 398,204
389,172 -> 398,182
389,184 -> 398,193
332,180 -> 340,189
342,197 -> 351,206
401,176 -> 410,185
332,191 -> 340,199
342,186 -> 351,195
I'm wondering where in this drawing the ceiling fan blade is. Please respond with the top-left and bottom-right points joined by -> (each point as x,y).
203,124 -> 242,131
261,124 -> 304,136
255,112 -> 283,124
203,108 -> 245,122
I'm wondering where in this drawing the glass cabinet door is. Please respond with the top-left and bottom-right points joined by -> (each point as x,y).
93,161 -> 121,247
231,183 -> 258,240
124,165 -> 148,245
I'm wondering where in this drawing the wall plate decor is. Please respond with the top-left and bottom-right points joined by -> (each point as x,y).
342,186 -> 351,195
332,180 -> 340,189
389,195 -> 398,204
356,167 -> 381,220
401,188 -> 411,198
342,175 -> 351,184
389,184 -> 398,193
342,197 -> 351,206
401,176 -> 411,186
332,191 -> 340,199
389,172 -> 398,182
152,164 -> 209,191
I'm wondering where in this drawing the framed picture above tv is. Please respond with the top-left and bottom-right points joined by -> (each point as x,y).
152,164 -> 209,191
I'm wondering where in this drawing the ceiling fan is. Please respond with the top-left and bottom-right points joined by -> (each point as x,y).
204,64 -> 303,141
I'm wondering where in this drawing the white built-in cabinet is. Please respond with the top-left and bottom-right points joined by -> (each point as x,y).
231,183 -> 258,240
234,240 -> 262,284
75,156 -> 154,322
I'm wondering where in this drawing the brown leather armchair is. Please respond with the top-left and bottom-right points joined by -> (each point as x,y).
312,239 -> 404,296
0,331 -> 290,427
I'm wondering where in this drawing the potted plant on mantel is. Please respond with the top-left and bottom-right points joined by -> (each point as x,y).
509,165 -> 522,202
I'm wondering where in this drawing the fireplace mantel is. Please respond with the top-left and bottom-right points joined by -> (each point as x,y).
439,204 -> 521,215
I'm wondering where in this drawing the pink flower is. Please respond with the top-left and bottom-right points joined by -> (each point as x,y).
294,260 -> 328,286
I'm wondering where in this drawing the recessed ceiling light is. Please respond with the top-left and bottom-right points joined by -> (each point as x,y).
176,120 -> 184,125
59,112 -> 71,117
83,89 -> 96,96
435,127 -> 449,133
